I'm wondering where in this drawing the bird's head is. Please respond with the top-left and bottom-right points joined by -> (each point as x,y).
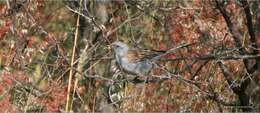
111,41 -> 129,56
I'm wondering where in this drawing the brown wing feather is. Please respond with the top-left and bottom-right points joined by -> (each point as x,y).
123,49 -> 161,63
123,50 -> 142,63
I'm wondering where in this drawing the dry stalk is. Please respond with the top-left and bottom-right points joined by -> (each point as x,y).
65,0 -> 83,112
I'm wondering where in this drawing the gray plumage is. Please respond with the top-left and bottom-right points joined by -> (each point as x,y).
111,41 -> 161,75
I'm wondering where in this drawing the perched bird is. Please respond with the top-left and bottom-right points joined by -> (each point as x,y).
111,41 -> 165,76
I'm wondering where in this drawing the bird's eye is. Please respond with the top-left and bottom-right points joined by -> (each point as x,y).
114,45 -> 120,48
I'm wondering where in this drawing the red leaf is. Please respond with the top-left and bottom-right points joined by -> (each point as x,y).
0,20 -> 12,39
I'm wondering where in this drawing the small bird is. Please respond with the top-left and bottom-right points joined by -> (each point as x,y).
111,41 -> 165,76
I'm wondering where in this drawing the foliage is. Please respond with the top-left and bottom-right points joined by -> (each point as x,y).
0,0 -> 259,112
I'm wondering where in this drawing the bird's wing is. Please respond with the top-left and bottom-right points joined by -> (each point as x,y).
123,49 -> 166,63
140,49 -> 166,60
122,50 -> 143,63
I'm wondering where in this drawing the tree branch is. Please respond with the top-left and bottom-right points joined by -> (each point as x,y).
217,60 -> 240,93
215,1 -> 257,111
215,1 -> 245,54
239,0 -> 260,71
160,54 -> 260,61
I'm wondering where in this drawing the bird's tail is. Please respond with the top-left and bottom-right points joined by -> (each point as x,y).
151,43 -> 195,61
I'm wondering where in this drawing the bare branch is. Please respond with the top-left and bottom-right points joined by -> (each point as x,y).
190,60 -> 209,80
215,0 -> 256,74
217,60 -> 240,93
217,60 -> 254,112
215,1 -> 245,54
160,54 -> 260,61
66,5 -> 105,32
239,0 -> 260,70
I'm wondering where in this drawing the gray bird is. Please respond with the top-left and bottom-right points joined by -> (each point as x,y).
111,41 -> 165,76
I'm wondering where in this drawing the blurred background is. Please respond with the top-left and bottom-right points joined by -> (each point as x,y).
0,0 -> 259,112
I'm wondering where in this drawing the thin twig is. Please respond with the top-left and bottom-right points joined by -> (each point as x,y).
65,0 -> 82,111
160,54 -> 260,61
66,5 -> 104,31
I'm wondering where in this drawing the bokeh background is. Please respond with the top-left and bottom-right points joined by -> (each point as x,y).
0,0 -> 259,112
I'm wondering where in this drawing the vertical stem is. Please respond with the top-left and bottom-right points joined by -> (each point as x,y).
65,0 -> 82,111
